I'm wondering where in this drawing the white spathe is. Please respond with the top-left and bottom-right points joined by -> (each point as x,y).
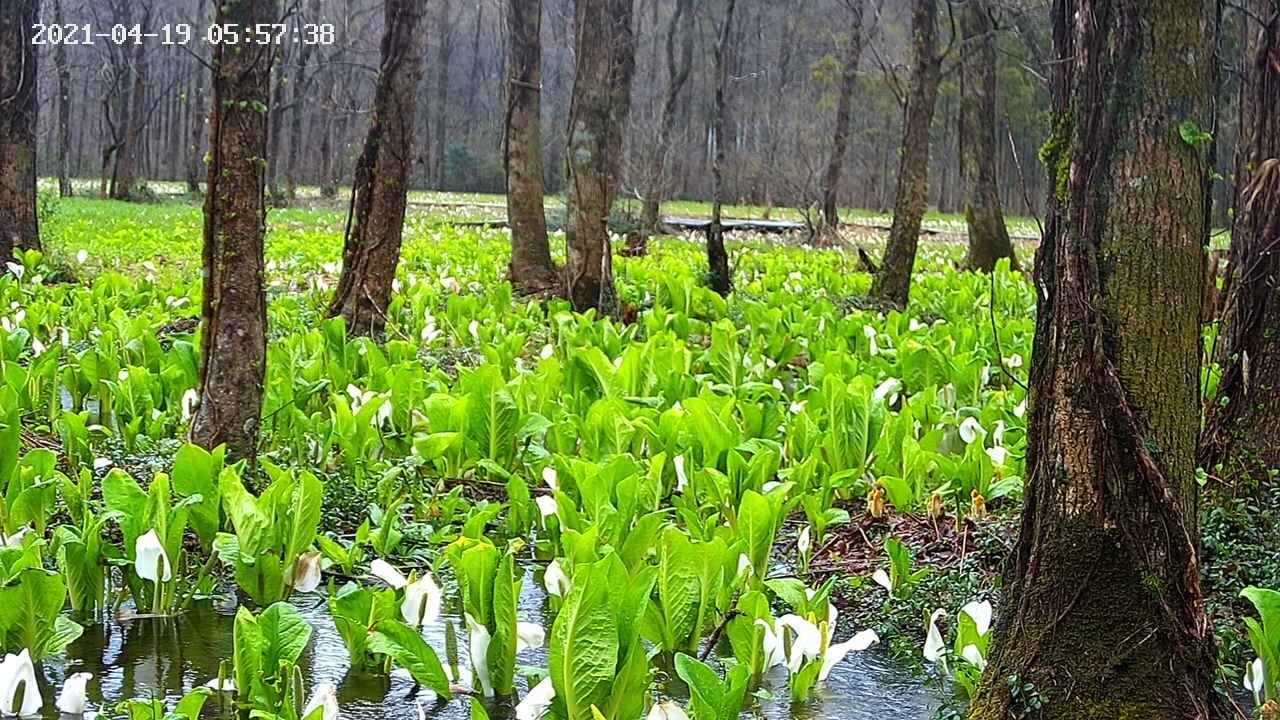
465,614 -> 494,697
515,677 -> 555,720
543,559 -> 571,598
872,569 -> 892,593
401,573 -> 442,628
535,495 -> 558,519
288,551 -> 324,594
797,526 -> 812,556
302,683 -> 339,720
958,417 -> 986,444
820,629 -> 880,681
960,599 -> 993,637
1244,657 -> 1266,705
924,609 -> 947,665
202,678 -> 236,694
673,455 -> 688,493
0,649 -> 42,717
516,622 -> 545,653
370,559 -> 408,589
135,530 -> 173,583
646,701 -> 691,720
775,613 -> 878,681
55,672 -> 92,715
961,644 -> 987,671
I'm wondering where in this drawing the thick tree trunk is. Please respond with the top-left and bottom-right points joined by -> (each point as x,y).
0,0 -> 40,265
820,0 -> 866,231
706,0 -> 735,296
328,0 -> 428,336
870,0 -> 941,308
53,0 -> 72,198
1199,5 -> 1280,490
960,0 -> 1017,272
504,0 -> 559,295
190,0 -> 280,463
639,0 -> 694,238
968,2 -> 1219,718
113,7 -> 150,200
187,0 -> 207,194
564,0 -> 637,316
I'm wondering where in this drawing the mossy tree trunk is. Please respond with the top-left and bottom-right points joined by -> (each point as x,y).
328,0 -> 428,336
1199,3 -> 1280,490
870,0 -> 941,308
960,0 -> 1017,272
0,0 -> 39,266
968,2 -> 1219,719
564,0 -> 636,317
820,0 -> 866,231
504,0 -> 559,295
638,0 -> 694,243
705,0 -> 735,296
190,0 -> 280,463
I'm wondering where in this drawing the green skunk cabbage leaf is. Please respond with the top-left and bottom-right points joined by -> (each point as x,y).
369,620 -> 451,696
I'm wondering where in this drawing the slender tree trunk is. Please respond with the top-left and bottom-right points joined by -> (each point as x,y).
190,0 -> 280,462
706,0 -> 735,296
113,6 -> 150,200
639,0 -> 694,238
328,0 -> 428,336
53,0 -> 72,198
960,0 -> 1017,272
187,0 -> 207,194
0,0 -> 40,265
870,0 -> 941,308
1199,3 -> 1280,490
319,70 -> 339,198
286,0 -> 319,201
504,0 -> 558,295
820,0 -> 866,231
267,46 -> 288,200
564,0 -> 637,316
968,1 -> 1219,718
432,0 -> 455,187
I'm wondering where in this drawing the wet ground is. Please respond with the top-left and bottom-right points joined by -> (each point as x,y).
40,569 -> 939,719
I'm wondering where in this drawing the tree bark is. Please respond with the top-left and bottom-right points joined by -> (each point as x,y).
113,5 -> 151,200
564,0 -> 637,316
190,0 -> 280,463
285,0 -> 320,201
53,0 -> 72,198
266,45 -> 288,200
432,0 -> 455,187
870,0 -> 942,308
328,0 -> 428,336
504,0 -> 559,295
639,0 -> 694,237
0,0 -> 40,265
1199,3 -> 1280,490
960,0 -> 1017,272
968,1 -> 1219,718
706,0 -> 736,296
820,0 -> 866,231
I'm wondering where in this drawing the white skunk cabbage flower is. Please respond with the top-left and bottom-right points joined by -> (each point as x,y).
465,614 -> 494,697
302,683 -> 339,720
647,702 -> 690,720
0,650 -> 41,717
287,552 -> 323,594
543,559 -> 571,598
515,677 -> 555,720
135,530 -> 172,583
924,608 -> 947,666
56,671 -> 92,714
370,559 -> 408,589
401,573 -> 442,628
516,622 -> 545,652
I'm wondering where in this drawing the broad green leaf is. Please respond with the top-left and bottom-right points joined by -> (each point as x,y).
368,620 -> 452,696
550,558 -> 619,720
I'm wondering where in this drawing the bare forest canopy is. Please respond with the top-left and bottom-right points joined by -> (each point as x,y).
24,0 -> 1239,223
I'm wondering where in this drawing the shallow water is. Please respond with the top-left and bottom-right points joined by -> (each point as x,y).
39,569 -> 939,719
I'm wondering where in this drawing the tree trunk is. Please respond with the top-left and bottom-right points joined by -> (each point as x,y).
968,1 -> 1218,718
960,0 -> 1017,272
190,0 -> 280,463
432,0 -> 455,187
187,0 -> 207,194
820,0 -> 866,231
706,0 -> 736,296
0,0 -> 40,265
266,46 -> 288,200
504,0 -> 558,295
53,0 -> 72,198
285,0 -> 320,201
328,0 -> 428,336
1199,4 -> 1280,490
113,6 -> 151,200
639,0 -> 694,238
564,0 -> 637,317
870,0 -> 941,308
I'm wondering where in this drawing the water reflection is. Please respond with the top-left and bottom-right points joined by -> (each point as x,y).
36,569 -> 938,719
